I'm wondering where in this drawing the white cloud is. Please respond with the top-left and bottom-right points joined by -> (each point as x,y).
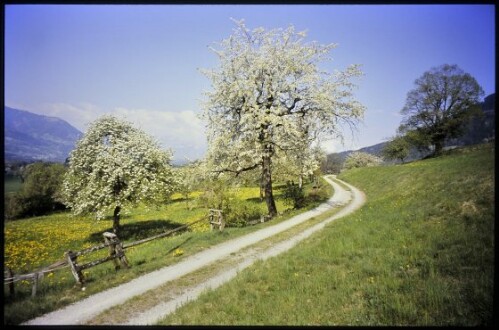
320,138 -> 360,154
31,102 -> 103,132
26,102 -> 207,162
112,107 -> 207,162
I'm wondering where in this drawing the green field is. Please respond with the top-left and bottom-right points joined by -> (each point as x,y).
159,143 -> 494,326
3,178 -> 331,324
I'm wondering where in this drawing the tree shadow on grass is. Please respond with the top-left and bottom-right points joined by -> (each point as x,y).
244,197 -> 264,204
165,237 -> 193,255
86,219 -> 186,244
244,184 -> 286,205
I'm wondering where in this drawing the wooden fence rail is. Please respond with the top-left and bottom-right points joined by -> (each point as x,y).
4,259 -> 70,297
4,210 -> 224,294
122,217 -> 206,250
66,232 -> 130,285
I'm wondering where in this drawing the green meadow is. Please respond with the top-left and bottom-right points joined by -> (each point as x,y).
159,143 -> 494,326
3,178 -> 331,325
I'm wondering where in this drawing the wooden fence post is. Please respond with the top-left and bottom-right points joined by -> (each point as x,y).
103,232 -> 129,270
7,268 -> 15,298
103,232 -> 120,270
209,209 -> 224,231
209,211 -> 215,231
65,251 -> 84,285
218,211 -> 225,231
115,241 -> 129,269
31,273 -> 39,297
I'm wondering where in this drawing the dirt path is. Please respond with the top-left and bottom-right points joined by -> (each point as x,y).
24,176 -> 365,325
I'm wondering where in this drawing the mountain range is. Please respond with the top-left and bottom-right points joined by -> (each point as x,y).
4,107 -> 83,163
3,93 -> 495,165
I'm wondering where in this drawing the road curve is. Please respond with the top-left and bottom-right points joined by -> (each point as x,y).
125,176 -> 366,325
24,176 -> 365,325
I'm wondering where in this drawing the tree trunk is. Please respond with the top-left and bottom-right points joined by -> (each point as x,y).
259,176 -> 264,202
298,175 -> 303,189
262,155 -> 278,218
434,140 -> 444,156
113,205 -> 121,235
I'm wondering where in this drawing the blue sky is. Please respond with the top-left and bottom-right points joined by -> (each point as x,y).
5,4 -> 495,162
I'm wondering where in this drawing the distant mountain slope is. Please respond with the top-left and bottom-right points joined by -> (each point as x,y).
4,107 -> 83,163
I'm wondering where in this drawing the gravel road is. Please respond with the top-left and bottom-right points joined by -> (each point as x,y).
24,176 -> 365,325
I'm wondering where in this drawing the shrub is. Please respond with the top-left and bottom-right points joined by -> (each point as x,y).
197,177 -> 262,227
4,194 -> 27,220
382,135 -> 410,163
4,162 -> 66,220
343,151 -> 382,170
306,182 -> 330,204
283,181 -> 306,209
224,203 -> 262,228
198,178 -> 234,211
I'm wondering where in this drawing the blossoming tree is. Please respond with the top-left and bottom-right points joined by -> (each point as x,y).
343,151 -> 382,170
61,115 -> 177,235
202,19 -> 365,217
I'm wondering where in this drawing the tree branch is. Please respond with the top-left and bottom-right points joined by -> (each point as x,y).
212,162 -> 261,177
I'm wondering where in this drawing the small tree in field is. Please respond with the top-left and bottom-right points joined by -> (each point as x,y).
400,64 -> 484,156
61,115 -> 176,235
343,151 -> 382,170
175,161 -> 204,210
382,135 -> 410,163
202,19 -> 364,218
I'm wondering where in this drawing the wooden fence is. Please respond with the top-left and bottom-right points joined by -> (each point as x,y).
4,209 -> 223,295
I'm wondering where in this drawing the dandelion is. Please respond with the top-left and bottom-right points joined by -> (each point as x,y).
173,248 -> 184,257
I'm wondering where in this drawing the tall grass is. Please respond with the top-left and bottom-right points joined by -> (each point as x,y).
160,143 -> 494,326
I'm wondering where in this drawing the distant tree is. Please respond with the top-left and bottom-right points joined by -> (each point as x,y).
400,64 -> 484,156
202,19 -> 364,218
175,161 -> 204,210
382,135 -> 410,163
273,144 -> 325,189
5,162 -> 66,219
321,153 -> 344,174
61,115 -> 177,235
343,151 -> 382,170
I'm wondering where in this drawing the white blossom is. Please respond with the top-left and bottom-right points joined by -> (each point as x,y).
343,151 -> 383,170
203,20 -> 364,173
61,115 -> 177,220
201,20 -> 365,215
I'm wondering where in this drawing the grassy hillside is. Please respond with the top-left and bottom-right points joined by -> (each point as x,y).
160,143 -> 494,326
